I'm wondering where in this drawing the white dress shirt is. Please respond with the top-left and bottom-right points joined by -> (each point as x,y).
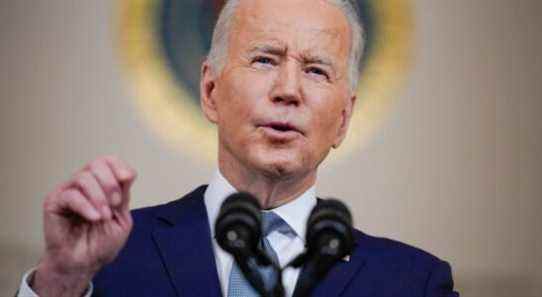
17,170 -> 316,297
205,170 -> 316,297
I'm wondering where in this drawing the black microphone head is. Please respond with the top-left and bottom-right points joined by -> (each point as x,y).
215,192 -> 262,256
306,199 -> 354,260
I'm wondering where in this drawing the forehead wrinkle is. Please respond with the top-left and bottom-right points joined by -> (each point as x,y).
299,31 -> 346,72
247,40 -> 288,55
231,0 -> 350,73
246,31 -> 341,61
246,41 -> 335,70
241,7 -> 344,47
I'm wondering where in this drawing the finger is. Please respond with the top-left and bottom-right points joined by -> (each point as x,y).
88,160 -> 122,207
72,171 -> 111,220
103,156 -> 137,212
103,156 -> 137,185
43,181 -> 74,214
58,188 -> 102,222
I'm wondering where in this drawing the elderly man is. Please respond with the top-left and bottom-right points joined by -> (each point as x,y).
18,0 -> 459,296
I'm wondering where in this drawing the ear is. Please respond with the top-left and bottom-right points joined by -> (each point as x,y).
332,94 -> 357,149
200,61 -> 219,124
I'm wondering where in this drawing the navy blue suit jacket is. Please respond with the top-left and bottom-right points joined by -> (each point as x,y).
93,186 -> 459,297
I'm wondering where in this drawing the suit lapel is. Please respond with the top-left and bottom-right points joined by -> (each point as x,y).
152,186 -> 223,297
309,238 -> 367,297
294,200 -> 368,297
149,188 -> 368,297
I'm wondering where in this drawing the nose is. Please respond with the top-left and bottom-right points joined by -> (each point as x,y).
270,60 -> 302,106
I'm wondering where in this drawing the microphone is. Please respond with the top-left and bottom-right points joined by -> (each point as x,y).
215,192 -> 284,297
306,199 -> 354,261
291,199 -> 354,297
215,192 -> 262,257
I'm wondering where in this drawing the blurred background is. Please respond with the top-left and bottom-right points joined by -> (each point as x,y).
1,0 -> 541,296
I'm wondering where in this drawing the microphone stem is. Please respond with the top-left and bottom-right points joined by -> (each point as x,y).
234,253 -> 285,297
292,254 -> 337,297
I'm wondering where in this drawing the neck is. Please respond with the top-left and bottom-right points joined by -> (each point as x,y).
219,155 -> 316,210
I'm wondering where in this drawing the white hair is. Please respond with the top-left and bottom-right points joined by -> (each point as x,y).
207,0 -> 366,93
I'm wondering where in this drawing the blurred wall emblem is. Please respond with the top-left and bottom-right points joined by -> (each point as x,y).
118,0 -> 414,163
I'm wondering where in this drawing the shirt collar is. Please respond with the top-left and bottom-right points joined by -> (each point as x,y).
204,170 -> 317,242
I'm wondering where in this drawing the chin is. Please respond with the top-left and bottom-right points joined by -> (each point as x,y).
251,148 -> 307,179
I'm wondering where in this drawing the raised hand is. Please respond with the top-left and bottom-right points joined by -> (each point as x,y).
31,156 -> 137,297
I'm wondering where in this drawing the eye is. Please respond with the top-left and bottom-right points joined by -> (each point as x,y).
252,56 -> 276,66
306,66 -> 329,80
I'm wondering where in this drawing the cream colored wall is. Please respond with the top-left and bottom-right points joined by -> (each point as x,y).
1,1 -> 541,296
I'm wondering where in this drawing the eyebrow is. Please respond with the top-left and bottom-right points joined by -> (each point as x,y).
248,44 -> 287,56
301,53 -> 334,68
248,43 -> 335,68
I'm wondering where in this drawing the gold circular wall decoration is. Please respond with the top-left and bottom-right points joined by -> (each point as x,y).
117,0 -> 414,164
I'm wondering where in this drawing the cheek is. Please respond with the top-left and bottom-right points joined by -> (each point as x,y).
304,90 -> 347,144
307,89 -> 345,122
235,74 -> 273,113
216,70 -> 271,129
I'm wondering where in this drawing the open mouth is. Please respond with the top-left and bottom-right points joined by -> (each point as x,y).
258,121 -> 304,139
268,122 -> 296,132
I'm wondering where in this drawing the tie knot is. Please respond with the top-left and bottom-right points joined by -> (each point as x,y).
261,211 -> 295,237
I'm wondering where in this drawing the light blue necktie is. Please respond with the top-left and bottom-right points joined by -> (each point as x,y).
227,211 -> 296,297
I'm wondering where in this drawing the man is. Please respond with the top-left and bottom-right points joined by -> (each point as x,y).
18,0 -> 459,296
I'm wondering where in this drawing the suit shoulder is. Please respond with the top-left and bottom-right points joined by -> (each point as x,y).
353,229 -> 446,268
93,185 -> 209,290
128,185 -> 208,231
339,230 -> 458,295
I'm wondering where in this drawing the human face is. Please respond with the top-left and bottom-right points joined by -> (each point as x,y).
201,0 -> 356,179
